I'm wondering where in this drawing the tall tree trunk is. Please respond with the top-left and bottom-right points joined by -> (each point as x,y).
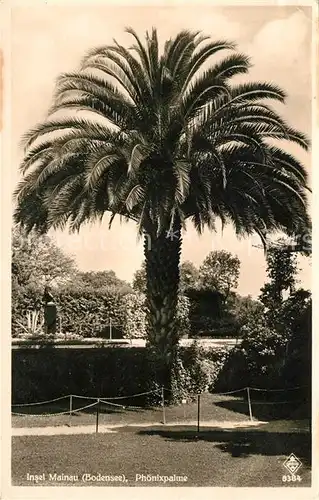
144,221 -> 182,394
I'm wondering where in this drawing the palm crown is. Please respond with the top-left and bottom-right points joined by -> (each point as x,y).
14,28 -> 310,244
14,29 -> 311,383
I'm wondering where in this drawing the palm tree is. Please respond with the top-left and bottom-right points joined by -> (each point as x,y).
14,29 -> 310,390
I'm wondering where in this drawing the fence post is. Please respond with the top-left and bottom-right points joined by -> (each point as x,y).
197,393 -> 201,434
161,386 -> 166,425
69,395 -> 73,427
96,399 -> 100,433
247,387 -> 253,421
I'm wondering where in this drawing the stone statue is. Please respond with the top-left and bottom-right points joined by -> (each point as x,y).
42,285 -> 57,335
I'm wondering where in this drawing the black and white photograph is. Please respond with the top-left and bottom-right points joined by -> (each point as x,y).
1,0 -> 316,496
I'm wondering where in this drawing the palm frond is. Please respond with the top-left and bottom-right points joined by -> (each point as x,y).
125,27 -> 152,82
182,53 -> 251,118
21,117 -> 115,150
182,40 -> 236,91
173,159 -> 191,204
125,184 -> 145,211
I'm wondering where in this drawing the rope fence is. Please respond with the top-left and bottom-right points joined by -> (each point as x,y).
12,395 -> 70,407
161,385 -> 309,427
12,385 -> 309,432
12,385 -> 308,408
11,389 -> 164,432
12,401 -> 98,417
249,386 -> 307,392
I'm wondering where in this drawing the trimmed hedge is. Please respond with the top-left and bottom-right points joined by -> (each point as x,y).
12,347 -> 159,405
12,285 -> 129,338
12,285 -> 190,340
12,344 -> 227,405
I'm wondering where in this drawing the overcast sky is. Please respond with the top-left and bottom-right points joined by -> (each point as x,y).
10,5 -> 312,296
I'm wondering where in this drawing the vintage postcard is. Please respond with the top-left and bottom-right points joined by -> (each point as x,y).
1,0 -> 317,498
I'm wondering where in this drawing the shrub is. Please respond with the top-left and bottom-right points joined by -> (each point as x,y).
119,293 -> 147,340
214,322 -> 287,392
280,292 -> 311,393
176,294 -> 191,338
12,283 -> 43,337
169,343 -> 229,401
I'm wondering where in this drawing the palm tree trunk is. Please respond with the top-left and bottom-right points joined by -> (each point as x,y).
144,221 -> 182,393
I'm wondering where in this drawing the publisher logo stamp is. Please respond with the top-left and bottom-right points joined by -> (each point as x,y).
284,454 -> 302,475
282,454 -> 302,483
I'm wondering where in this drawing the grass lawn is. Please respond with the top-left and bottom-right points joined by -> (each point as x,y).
11,394 -> 311,487
12,423 -> 311,487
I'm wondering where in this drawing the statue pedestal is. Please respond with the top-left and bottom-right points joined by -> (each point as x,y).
44,301 -> 57,335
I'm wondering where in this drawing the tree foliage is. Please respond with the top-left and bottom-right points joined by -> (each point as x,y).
199,250 -> 240,298
12,226 -> 77,289
176,294 -> 191,338
179,261 -> 200,292
214,243 -> 311,398
259,239 -> 298,327
132,261 -> 147,293
280,290 -> 311,391
226,292 -> 264,332
280,289 -> 311,337
75,270 -> 132,294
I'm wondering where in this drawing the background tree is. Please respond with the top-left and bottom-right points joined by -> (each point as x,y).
279,288 -> 311,337
199,250 -> 240,299
12,226 -> 77,336
12,226 -> 77,289
179,261 -> 200,292
75,270 -> 132,294
186,288 -> 225,337
14,29 -> 310,392
132,262 -> 147,294
259,239 -> 298,327
226,292 -> 264,333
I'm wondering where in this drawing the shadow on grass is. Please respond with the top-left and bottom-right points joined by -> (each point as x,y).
138,428 -> 311,466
